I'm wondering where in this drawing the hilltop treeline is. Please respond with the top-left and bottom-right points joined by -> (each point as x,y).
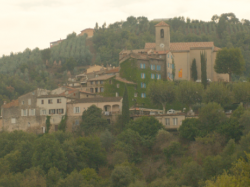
93,13 -> 250,77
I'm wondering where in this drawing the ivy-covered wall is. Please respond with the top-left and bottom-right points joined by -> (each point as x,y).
102,57 -> 186,110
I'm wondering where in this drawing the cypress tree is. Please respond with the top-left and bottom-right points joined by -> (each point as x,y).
200,51 -> 207,89
122,85 -> 130,127
191,58 -> 198,81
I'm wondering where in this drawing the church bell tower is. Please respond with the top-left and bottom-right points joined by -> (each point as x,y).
155,21 -> 170,51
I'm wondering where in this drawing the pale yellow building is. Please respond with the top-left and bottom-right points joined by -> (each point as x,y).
86,65 -> 106,74
144,21 -> 229,82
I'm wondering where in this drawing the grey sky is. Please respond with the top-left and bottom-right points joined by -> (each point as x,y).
1,0 -> 250,56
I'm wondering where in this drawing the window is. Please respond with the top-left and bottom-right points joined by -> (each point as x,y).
140,63 -> 145,69
160,29 -> 164,38
168,54 -> 169,58
90,81 -> 93,85
165,118 -> 170,126
57,99 -> 61,103
57,109 -> 64,114
116,92 -> 119,97
95,88 -> 98,93
48,99 -> 53,104
157,65 -> 161,71
157,74 -> 161,80
172,64 -> 174,69
141,83 -> 146,88
90,88 -> 94,93
74,107 -> 80,114
22,101 -> 24,105
95,81 -> 98,85
100,87 -> 104,92
168,63 -> 169,68
21,109 -> 27,116
117,84 -> 120,88
173,118 -> 178,126
75,120 -> 79,125
151,73 -> 155,79
100,80 -> 103,84
151,65 -> 155,70
41,100 -> 44,104
11,118 -> 16,124
42,127 -> 46,134
28,99 -> 31,105
40,109 -> 46,115
141,93 -> 146,98
141,73 -> 145,79
134,93 -> 138,97
49,109 -> 55,114
29,109 -> 35,116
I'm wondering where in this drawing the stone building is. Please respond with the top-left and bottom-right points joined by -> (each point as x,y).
119,21 -> 229,83
67,97 -> 123,132
78,28 -> 94,38
1,89 -> 50,133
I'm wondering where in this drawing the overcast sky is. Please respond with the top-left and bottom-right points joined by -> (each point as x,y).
1,0 -> 250,57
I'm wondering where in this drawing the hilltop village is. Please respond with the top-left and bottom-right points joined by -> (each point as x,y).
1,21 -> 229,133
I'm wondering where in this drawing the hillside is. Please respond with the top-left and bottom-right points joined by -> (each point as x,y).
0,13 -> 250,106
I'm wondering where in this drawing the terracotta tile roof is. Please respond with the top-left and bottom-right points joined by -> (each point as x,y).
214,46 -> 221,51
105,67 -> 120,74
88,75 -> 115,81
37,95 -> 66,98
145,42 -> 216,51
81,28 -> 94,32
2,100 -> 19,109
115,77 -> 137,85
119,49 -> 149,54
68,97 -> 123,104
155,21 -> 169,27
79,90 -> 96,95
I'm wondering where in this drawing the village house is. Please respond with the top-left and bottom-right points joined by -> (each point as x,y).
78,28 -> 94,38
66,97 -> 123,132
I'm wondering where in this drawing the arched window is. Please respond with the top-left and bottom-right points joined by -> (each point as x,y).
160,29 -> 164,38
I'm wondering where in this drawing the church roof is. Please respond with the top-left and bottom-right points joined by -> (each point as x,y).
145,42 -> 217,52
155,21 -> 169,27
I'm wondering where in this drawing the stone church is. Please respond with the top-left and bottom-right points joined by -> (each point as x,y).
119,21 -> 229,82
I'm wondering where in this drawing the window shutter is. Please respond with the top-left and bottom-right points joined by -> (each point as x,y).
159,74 -> 161,79
144,83 -> 146,88
73,107 -> 76,114
141,82 -> 143,88
143,64 -> 145,68
21,109 -> 23,116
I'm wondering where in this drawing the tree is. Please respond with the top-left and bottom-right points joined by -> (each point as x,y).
147,80 -> 175,114
100,129 -> 114,151
80,105 -> 108,135
177,81 -> 203,109
203,83 -> 232,107
122,85 -> 130,127
199,102 -> 227,135
233,82 -> 250,107
111,166 -> 132,187
214,48 -> 245,82
178,118 -> 200,141
201,51 -> 207,89
172,58 -> 176,81
205,153 -> 250,187
239,111 -> 250,135
191,58 -> 198,81
115,129 -> 143,162
32,135 -> 67,173
180,161 -> 204,187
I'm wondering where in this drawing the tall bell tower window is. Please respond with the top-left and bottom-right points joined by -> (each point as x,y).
160,29 -> 164,38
